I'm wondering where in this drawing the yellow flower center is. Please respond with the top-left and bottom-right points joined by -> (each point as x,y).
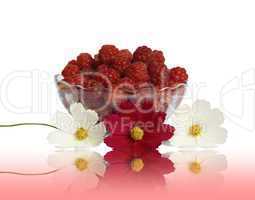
130,126 -> 144,141
130,158 -> 144,172
75,158 -> 88,171
189,161 -> 201,174
189,124 -> 202,137
75,128 -> 88,141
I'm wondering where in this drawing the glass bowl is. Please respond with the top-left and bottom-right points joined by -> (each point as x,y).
55,74 -> 186,120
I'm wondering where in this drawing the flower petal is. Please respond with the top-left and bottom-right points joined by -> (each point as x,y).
51,166 -> 80,189
104,114 -> 132,135
203,155 -> 227,172
74,171 -> 99,190
104,151 -> 132,164
47,131 -> 89,148
172,104 -> 192,122
142,133 -> 165,149
206,108 -> 224,126
104,135 -> 133,149
70,103 -> 87,124
87,122 -> 105,146
52,111 -> 77,133
143,151 -> 175,174
195,151 -> 218,162
169,151 -> 198,165
83,110 -> 99,129
198,127 -> 227,147
88,158 -> 106,177
202,154 -> 227,172
191,100 -> 211,115
89,122 -> 106,139
170,135 -> 197,147
48,151 -> 78,168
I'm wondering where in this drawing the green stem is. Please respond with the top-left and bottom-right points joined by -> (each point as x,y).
0,169 -> 59,176
0,123 -> 59,176
0,123 -> 58,129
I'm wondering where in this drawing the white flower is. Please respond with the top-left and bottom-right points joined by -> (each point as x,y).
165,151 -> 227,188
48,150 -> 106,190
48,103 -> 106,148
169,100 -> 227,147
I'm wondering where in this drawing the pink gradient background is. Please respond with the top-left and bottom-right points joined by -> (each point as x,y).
0,156 -> 255,200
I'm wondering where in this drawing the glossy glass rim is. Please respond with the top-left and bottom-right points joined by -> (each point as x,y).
55,74 -> 187,92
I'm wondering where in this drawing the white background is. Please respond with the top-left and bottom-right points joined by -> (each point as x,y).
0,0 -> 254,169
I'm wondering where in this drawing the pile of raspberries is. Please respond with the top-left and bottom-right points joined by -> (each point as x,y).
61,45 -> 188,91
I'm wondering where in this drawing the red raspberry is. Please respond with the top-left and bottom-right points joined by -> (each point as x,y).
148,62 -> 168,86
125,62 -> 150,83
94,54 -> 102,67
116,77 -> 136,93
81,78 -> 106,107
63,76 -> 75,85
97,64 -> 109,73
62,64 -> 80,78
148,61 -> 165,75
77,53 -> 94,71
96,64 -> 111,85
160,71 -> 171,88
64,74 -> 88,86
99,45 -> 119,64
99,66 -> 120,85
68,60 -> 78,65
148,50 -> 165,64
104,68 -> 120,84
83,78 -> 102,89
118,77 -> 135,85
112,49 -> 132,73
169,67 -> 188,85
133,46 -> 152,62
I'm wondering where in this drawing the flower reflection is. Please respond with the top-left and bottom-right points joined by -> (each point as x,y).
48,150 -> 106,191
100,149 -> 175,189
164,151 -> 227,189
